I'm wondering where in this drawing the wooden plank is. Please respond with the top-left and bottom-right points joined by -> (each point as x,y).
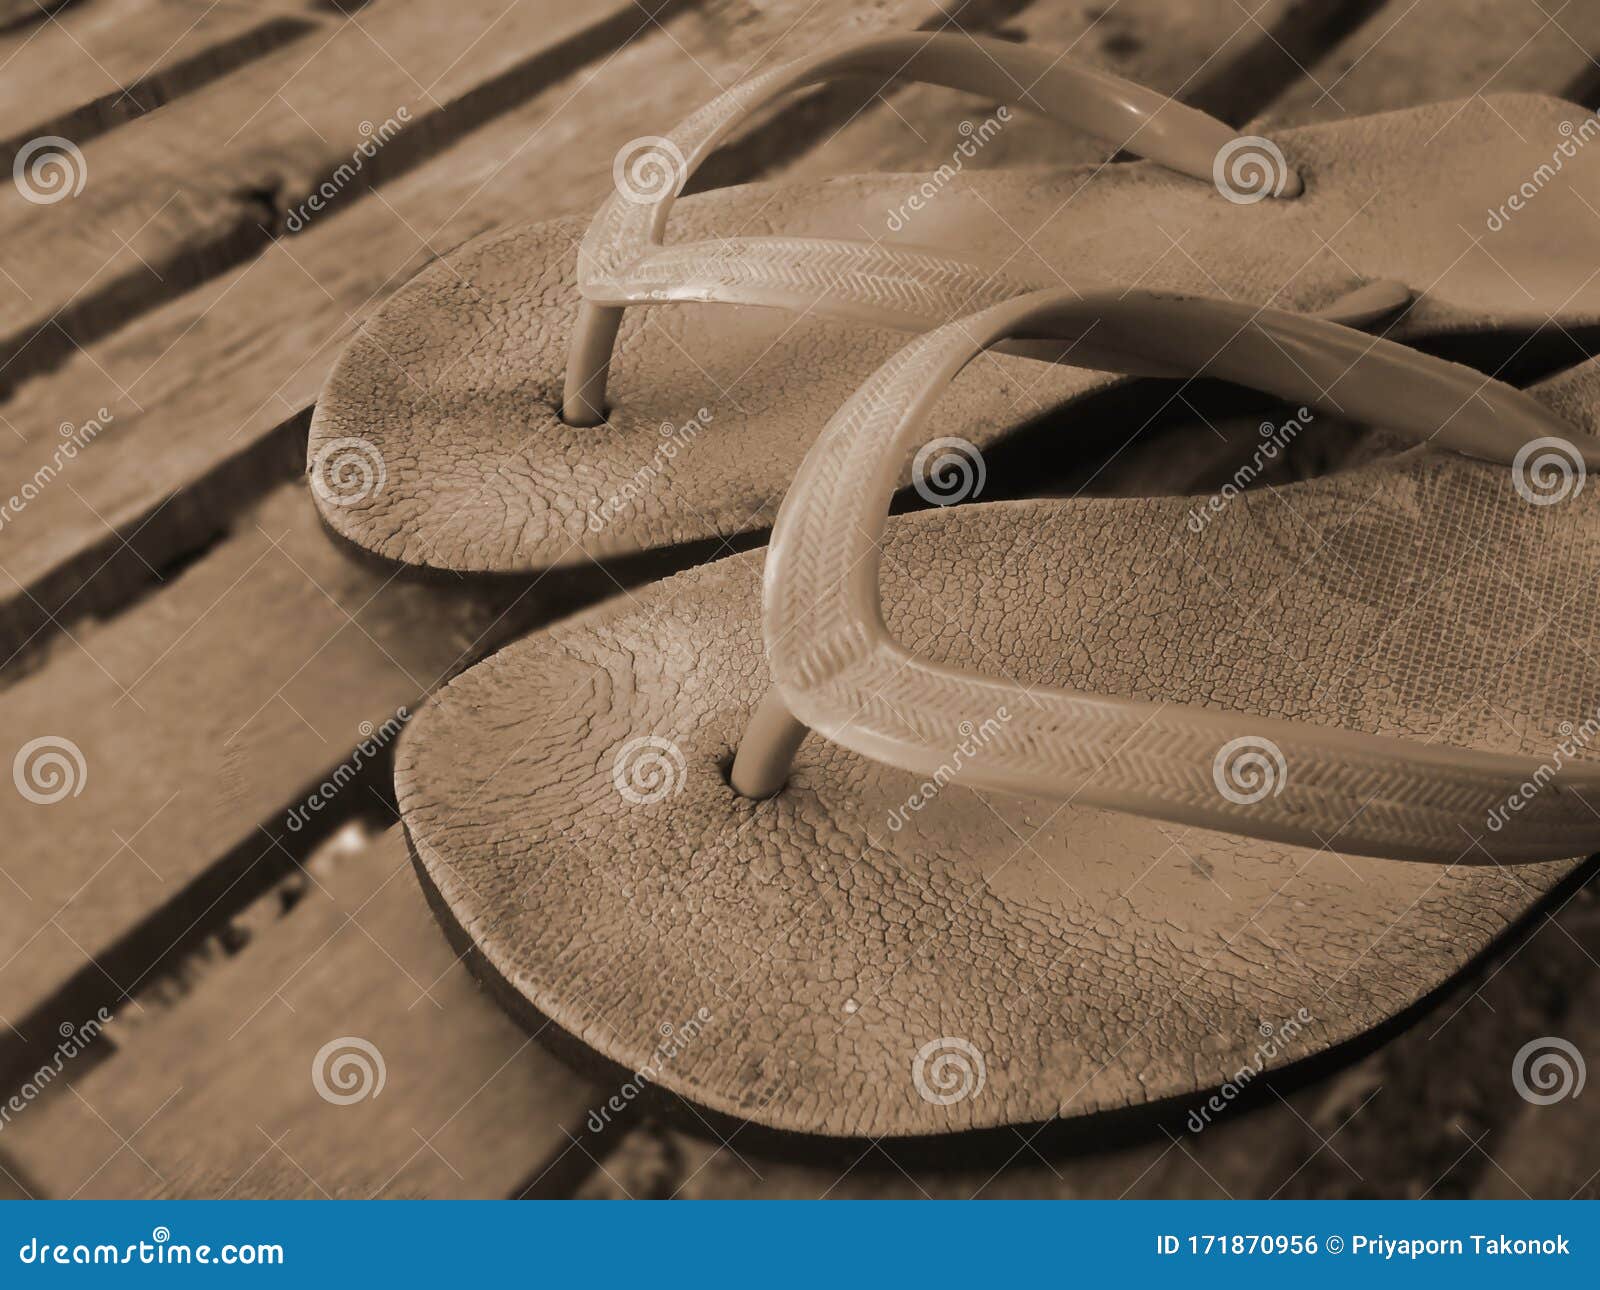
0,0 -> 72,33
0,824 -> 602,1198
0,0 -> 950,667
1262,0 -> 1600,126
0,0 -> 668,392
3,0 -> 1587,1209
0,0 -> 322,172
0,471 -> 594,1087
0,0 -> 938,1131
769,1 -> 1386,184
577,0 -> 1600,1198
1474,904 -> 1600,1199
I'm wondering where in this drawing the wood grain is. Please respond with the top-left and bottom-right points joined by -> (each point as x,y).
579,0 -> 1600,1196
0,0 -> 73,34
768,0 -> 1376,184
0,0 -> 953,1198
0,0 -> 952,666
6,0 -> 1599,1200
0,0 -> 668,391
0,0 -> 322,172
1261,0 -> 1600,125
0,471 -> 611,1086
0,825 -> 602,1197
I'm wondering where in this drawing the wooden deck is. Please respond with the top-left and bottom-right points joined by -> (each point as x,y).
1,0 -> 1597,1199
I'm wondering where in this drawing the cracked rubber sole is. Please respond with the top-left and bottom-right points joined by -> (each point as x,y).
313,94 -> 1600,577
396,356 -> 1600,1135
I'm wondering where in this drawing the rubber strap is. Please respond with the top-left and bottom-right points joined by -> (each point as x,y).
564,32 -> 1301,424
754,290 -> 1600,862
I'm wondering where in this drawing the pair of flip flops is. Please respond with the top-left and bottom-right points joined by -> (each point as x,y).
311,34 -> 1600,1139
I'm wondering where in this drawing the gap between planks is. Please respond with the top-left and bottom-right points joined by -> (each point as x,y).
0,0 -> 982,1200
0,0 -> 681,393
0,0 -> 328,173
9,0 -> 1600,1203
0,0 -> 1390,674
571,0 -> 1600,1198
0,823 -> 618,1198
0,0 -> 983,671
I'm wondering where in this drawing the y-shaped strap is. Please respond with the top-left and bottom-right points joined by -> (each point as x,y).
748,289 -> 1600,863
564,32 -> 1300,424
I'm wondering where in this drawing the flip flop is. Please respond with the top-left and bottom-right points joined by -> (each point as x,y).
305,28 -> 1600,576
396,290 -> 1600,1138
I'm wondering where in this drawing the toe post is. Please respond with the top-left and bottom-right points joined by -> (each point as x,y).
561,300 -> 624,427
729,688 -> 811,800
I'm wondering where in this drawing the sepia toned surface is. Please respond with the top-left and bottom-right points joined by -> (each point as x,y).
2,0 -> 1599,1198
